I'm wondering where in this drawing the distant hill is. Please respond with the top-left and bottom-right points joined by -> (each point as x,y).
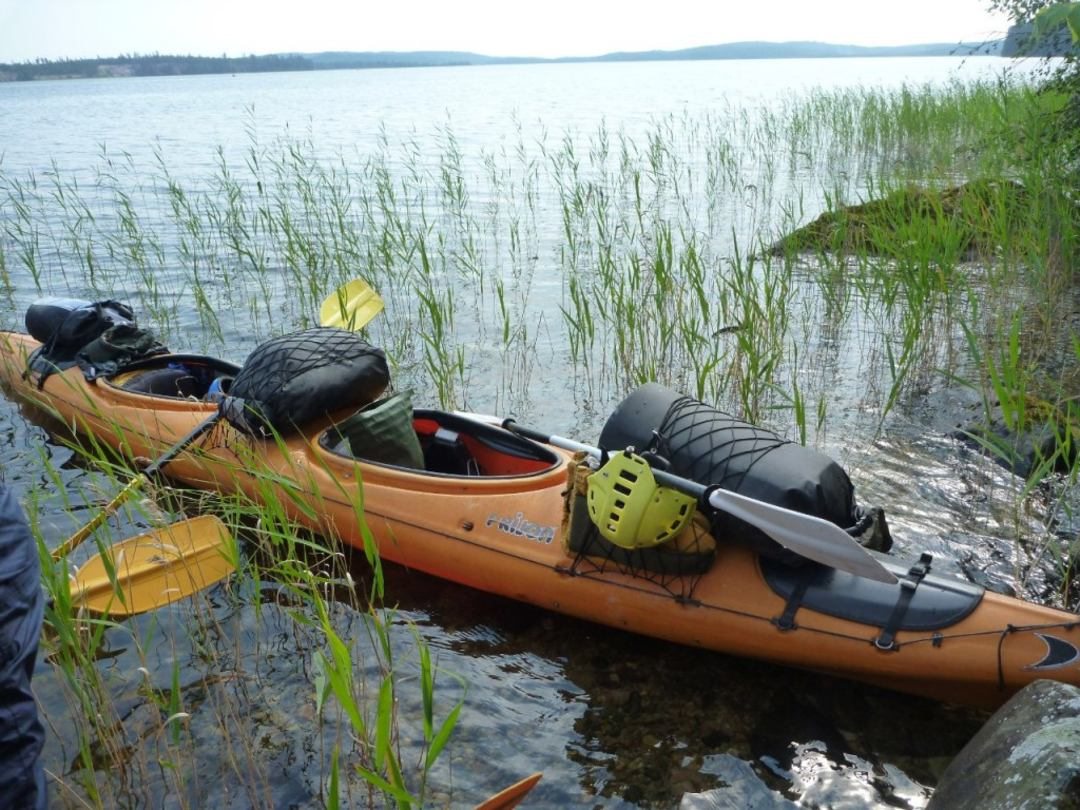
578,40 -> 1000,61
303,40 -> 1002,71
0,40 -> 1005,83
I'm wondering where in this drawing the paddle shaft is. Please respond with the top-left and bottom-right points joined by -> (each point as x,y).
499,419 -> 898,584
52,411 -> 221,561
505,419 -> 719,496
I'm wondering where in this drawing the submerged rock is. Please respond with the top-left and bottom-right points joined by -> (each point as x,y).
918,385 -> 1076,481
927,679 -> 1080,809
951,405 -> 1073,480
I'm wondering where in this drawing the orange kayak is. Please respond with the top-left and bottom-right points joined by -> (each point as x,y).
1,330 -> 1077,709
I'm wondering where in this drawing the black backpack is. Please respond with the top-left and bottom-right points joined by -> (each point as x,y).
26,299 -> 167,385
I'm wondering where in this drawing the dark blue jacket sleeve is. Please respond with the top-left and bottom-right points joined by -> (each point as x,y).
0,485 -> 46,810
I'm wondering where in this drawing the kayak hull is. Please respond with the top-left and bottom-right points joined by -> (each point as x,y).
1,331 -> 1077,709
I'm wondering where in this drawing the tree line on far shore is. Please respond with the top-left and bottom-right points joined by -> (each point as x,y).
0,53 -> 314,82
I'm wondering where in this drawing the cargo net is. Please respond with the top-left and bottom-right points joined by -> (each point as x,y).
654,396 -> 791,492
652,395 -> 893,554
221,327 -> 389,437
560,455 -> 716,600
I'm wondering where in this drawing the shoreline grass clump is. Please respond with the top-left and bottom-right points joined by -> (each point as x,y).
768,178 -> 1037,261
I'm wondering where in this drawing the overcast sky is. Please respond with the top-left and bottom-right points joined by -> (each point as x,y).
0,0 -> 1012,63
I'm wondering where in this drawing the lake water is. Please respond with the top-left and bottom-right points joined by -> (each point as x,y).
0,56 -> 1038,181
0,56 -> 1061,808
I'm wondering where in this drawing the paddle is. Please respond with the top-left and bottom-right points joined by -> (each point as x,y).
319,277 -> 384,331
473,772 -> 542,810
71,515 -> 234,616
51,415 -> 224,562
458,413 -> 898,584
52,277 -> 385,615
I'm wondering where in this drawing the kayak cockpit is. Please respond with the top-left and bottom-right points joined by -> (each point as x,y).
105,355 -> 240,399
320,406 -> 561,478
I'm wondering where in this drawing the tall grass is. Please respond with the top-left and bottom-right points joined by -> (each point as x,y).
0,77 -> 1070,460
3,80 -> 1062,419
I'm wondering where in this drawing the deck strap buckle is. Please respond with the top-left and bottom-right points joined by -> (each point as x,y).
874,552 -> 933,651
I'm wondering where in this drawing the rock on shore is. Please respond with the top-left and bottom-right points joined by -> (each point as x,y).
927,679 -> 1080,809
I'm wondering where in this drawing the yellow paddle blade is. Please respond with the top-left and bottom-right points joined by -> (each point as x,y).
72,515 -> 235,617
319,278 -> 384,331
473,772 -> 542,810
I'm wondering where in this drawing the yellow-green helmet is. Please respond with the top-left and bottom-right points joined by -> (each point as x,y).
586,451 -> 696,549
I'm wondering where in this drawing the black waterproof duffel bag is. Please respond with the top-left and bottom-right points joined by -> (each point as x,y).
598,383 -> 890,564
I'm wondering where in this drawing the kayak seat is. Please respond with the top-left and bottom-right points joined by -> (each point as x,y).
413,411 -> 559,477
761,555 -> 984,632
421,426 -> 479,475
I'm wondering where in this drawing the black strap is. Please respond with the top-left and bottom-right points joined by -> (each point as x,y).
23,346 -> 67,390
875,553 -> 933,650
774,572 -> 812,631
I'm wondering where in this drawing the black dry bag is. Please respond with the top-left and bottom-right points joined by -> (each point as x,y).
26,298 -> 135,364
599,383 -> 876,565
223,327 -> 390,437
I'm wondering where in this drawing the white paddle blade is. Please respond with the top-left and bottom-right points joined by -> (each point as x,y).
707,488 -> 898,584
